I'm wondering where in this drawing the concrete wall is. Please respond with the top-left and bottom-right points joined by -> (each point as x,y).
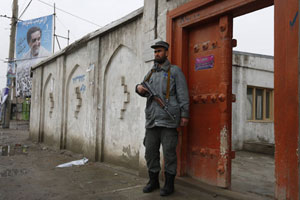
30,0 -> 195,174
30,36 -> 100,158
232,51 -> 274,150
97,18 -> 145,170
30,10 -> 146,171
63,41 -> 98,157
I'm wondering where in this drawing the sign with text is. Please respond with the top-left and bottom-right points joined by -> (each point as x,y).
195,55 -> 214,71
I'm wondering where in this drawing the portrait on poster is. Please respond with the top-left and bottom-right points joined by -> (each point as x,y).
15,15 -> 53,97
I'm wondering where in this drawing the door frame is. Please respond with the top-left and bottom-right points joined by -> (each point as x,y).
167,0 -> 300,199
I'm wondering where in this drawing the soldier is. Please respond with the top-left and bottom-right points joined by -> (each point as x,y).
136,41 -> 189,196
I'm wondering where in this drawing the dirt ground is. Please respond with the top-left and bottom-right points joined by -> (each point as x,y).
0,128 -> 230,200
231,151 -> 275,199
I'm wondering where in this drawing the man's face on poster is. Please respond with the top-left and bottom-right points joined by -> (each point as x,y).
28,31 -> 41,57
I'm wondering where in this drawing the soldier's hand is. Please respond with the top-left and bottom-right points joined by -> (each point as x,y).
137,84 -> 148,94
180,117 -> 189,126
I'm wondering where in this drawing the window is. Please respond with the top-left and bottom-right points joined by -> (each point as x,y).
247,86 -> 273,121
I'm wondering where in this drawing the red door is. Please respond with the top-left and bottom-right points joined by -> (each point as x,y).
168,12 -> 233,188
186,16 -> 233,188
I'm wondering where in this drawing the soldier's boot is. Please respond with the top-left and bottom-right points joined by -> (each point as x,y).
160,172 -> 175,196
143,171 -> 160,193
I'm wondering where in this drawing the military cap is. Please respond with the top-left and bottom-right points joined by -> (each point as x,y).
151,41 -> 169,50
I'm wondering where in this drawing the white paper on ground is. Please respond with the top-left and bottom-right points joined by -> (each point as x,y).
56,157 -> 88,168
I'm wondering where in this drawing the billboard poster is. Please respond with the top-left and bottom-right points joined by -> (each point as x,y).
15,15 -> 53,97
7,62 -> 16,78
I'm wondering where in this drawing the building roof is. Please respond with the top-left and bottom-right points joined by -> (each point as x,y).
233,50 -> 273,59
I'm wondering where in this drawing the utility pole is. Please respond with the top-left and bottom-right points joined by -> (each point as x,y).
53,3 -> 56,53
3,0 -> 18,128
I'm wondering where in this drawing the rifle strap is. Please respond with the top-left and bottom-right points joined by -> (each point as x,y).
145,69 -> 155,82
166,67 -> 171,102
145,67 -> 171,101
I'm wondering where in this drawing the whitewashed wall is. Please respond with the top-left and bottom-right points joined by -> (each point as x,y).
232,51 -> 274,150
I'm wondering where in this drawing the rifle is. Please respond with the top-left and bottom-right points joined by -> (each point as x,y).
141,81 -> 175,121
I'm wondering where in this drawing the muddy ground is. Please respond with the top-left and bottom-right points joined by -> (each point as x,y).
0,128 -> 230,200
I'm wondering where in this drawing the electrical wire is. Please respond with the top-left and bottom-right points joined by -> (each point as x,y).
0,14 -> 23,21
55,16 -> 68,31
19,0 -> 33,19
37,0 -> 102,27
56,15 -> 76,39
0,15 -> 12,20
19,0 -> 29,15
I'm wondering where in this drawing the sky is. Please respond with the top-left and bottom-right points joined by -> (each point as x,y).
0,1 -> 274,90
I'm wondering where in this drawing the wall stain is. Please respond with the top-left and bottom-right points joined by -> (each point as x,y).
220,126 -> 228,157
118,145 -> 139,169
243,54 -> 249,65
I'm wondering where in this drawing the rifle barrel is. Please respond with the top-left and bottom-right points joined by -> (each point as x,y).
142,81 -> 176,121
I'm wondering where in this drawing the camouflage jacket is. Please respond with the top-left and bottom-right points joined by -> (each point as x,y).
136,59 -> 189,128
